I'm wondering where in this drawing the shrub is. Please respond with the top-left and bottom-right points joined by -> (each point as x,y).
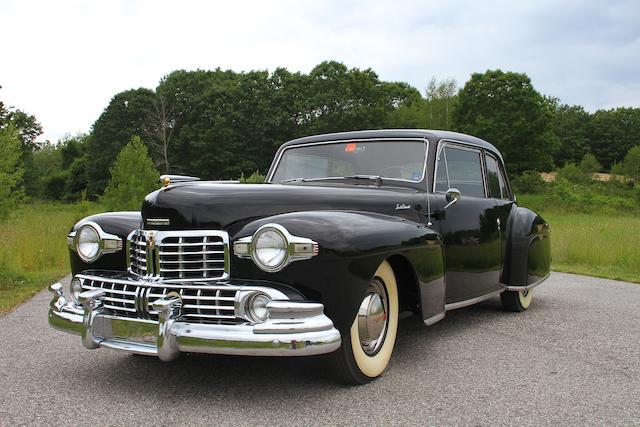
102,136 -> 159,211
511,171 -> 546,194
239,171 -> 265,183
556,162 -> 589,183
579,153 -> 602,174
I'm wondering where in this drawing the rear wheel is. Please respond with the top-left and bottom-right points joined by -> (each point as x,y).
501,289 -> 533,312
331,260 -> 399,384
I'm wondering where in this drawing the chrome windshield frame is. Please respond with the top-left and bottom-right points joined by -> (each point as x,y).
266,138 -> 430,186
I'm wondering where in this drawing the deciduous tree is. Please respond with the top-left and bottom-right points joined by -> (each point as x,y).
453,70 -> 557,173
0,125 -> 25,219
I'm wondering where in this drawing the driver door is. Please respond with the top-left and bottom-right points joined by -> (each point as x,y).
434,142 -> 502,304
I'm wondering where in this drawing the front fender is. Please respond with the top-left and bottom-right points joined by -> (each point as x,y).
69,212 -> 142,275
230,211 -> 445,333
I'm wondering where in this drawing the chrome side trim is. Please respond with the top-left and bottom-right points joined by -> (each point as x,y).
423,311 -> 445,326
267,137 -> 430,186
501,273 -> 550,292
444,289 -> 504,311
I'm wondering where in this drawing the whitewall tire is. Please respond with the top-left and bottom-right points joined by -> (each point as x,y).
331,260 -> 399,384
501,288 -> 533,312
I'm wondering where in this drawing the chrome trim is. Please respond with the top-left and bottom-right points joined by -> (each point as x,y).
159,174 -> 200,184
423,311 -> 445,326
433,139 -> 487,196
357,278 -> 388,356
67,221 -> 123,262
266,137 -> 430,185
77,288 -> 106,349
443,188 -> 461,210
48,281 -> 341,357
233,223 -> 319,272
501,273 -> 550,292
127,229 -> 230,282
444,289 -> 504,311
153,292 -> 182,361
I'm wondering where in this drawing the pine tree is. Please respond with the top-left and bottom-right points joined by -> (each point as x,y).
102,136 -> 159,211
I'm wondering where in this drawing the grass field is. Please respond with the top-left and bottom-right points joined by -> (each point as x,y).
0,198 -> 637,314
518,194 -> 640,284
0,201 -> 102,314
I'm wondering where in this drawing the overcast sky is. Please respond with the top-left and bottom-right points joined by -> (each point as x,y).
2,0 -> 639,143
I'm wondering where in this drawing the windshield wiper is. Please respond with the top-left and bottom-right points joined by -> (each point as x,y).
280,177 -> 307,183
344,175 -> 383,186
281,175 -> 383,186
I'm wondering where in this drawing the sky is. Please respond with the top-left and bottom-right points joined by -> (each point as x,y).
1,0 -> 639,143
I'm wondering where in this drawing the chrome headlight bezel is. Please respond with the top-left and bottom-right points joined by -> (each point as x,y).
252,226 -> 289,272
233,223 -> 319,273
67,221 -> 123,263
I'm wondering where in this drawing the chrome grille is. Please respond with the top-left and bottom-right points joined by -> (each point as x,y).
78,274 -> 241,324
127,230 -> 229,282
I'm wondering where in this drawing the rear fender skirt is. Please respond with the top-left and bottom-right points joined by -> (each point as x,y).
500,206 -> 551,288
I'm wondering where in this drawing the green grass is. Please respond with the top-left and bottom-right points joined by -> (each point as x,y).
519,195 -> 640,284
0,201 -> 103,314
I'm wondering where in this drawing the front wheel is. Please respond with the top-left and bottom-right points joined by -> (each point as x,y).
500,289 -> 533,312
331,260 -> 399,385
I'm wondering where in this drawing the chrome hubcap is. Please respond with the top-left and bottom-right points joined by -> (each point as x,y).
357,278 -> 389,356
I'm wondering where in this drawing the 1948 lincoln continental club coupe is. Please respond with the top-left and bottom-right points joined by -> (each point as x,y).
49,129 -> 551,384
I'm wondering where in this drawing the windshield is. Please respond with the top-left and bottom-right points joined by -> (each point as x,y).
271,140 -> 427,183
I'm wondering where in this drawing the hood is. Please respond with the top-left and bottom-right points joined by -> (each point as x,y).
141,182 -> 423,232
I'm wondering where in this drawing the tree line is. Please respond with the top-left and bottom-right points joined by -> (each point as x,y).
1,62 -> 640,209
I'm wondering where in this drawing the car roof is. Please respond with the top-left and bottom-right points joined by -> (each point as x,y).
280,129 -> 500,154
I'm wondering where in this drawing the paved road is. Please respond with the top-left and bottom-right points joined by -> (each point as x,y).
0,272 -> 638,426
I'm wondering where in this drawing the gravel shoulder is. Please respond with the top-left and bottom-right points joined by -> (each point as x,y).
0,272 -> 638,426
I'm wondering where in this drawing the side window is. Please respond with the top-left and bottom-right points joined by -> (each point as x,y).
485,153 -> 510,199
435,145 -> 485,197
434,151 -> 449,192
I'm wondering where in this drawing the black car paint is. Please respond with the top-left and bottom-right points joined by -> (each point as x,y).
69,130 -> 551,335
69,211 -> 141,274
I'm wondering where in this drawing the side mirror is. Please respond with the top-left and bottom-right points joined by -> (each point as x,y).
444,188 -> 461,210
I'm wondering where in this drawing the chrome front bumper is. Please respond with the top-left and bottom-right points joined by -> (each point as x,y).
48,280 -> 341,359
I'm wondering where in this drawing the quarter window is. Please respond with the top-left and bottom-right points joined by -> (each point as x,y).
434,145 -> 485,198
485,153 -> 510,199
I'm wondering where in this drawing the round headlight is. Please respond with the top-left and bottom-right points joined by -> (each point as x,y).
70,277 -> 83,304
245,292 -> 271,323
252,227 -> 288,272
76,225 -> 101,262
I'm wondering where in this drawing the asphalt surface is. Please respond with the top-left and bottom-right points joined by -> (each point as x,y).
0,272 -> 638,426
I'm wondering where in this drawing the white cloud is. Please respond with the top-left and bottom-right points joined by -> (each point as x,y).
1,0 -> 639,142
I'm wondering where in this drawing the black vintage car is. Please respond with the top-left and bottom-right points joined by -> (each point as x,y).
49,129 -> 551,384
